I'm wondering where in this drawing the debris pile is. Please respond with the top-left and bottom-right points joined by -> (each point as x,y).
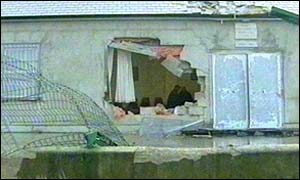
186,1 -> 270,15
174,101 -> 205,116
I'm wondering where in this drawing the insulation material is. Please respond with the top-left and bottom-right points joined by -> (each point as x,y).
115,50 -> 136,103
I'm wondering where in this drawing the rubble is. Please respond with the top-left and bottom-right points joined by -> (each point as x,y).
174,106 -> 188,115
154,103 -> 171,115
184,101 -> 194,107
140,107 -> 156,116
188,106 -> 204,116
194,92 -> 208,107
174,101 -> 206,116
186,1 -> 270,15
113,106 -> 127,119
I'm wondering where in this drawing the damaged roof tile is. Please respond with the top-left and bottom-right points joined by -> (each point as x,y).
1,1 -> 298,18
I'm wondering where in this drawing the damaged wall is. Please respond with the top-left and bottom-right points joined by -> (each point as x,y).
1,18 -> 299,127
132,53 -> 200,106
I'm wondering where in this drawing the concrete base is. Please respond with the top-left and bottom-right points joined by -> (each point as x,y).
1,144 -> 299,179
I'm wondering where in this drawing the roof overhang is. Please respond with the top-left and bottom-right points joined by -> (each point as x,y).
1,12 -> 276,21
270,7 -> 299,25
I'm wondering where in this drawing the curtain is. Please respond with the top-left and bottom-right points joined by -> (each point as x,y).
115,49 -> 136,103
107,48 -> 114,84
107,47 -> 114,99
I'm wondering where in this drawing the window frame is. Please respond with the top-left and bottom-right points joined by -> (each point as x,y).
1,43 -> 42,101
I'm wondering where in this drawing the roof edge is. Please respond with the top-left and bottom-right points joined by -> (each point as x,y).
1,12 -> 276,20
271,7 -> 299,24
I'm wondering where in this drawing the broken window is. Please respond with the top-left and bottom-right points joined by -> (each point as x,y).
105,38 -> 206,122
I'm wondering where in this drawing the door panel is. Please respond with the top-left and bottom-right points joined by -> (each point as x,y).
213,54 -> 248,129
248,53 -> 283,128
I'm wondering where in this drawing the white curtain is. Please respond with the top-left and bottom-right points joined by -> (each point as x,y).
107,47 -> 114,84
115,49 -> 136,103
107,47 -> 114,99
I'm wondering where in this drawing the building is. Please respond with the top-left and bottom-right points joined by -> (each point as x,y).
1,1 -> 299,131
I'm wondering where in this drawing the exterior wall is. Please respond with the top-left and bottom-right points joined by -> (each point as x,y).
1,18 -> 299,126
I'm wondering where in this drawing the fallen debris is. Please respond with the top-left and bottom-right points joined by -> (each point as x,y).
140,107 -> 156,115
174,105 -> 188,115
174,102 -> 206,116
154,103 -> 171,115
113,106 -> 127,119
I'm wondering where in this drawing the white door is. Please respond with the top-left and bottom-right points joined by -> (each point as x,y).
212,53 -> 283,129
248,53 -> 283,129
213,54 -> 249,129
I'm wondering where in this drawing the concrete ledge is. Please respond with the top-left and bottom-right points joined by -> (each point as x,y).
2,144 -> 299,179
1,125 -> 89,133
283,123 -> 299,129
